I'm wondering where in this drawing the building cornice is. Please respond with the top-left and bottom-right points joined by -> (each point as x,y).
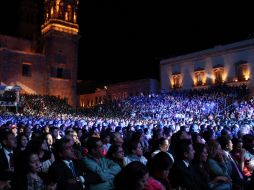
160,38 -> 254,65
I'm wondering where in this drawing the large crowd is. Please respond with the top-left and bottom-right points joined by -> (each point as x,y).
0,84 -> 253,190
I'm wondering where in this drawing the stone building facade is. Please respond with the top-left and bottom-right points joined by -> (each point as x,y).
0,0 -> 79,106
79,79 -> 159,108
160,39 -> 254,92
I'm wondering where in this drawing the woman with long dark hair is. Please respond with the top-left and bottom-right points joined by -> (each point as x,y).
13,150 -> 56,190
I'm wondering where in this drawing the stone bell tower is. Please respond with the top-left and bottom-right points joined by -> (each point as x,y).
41,0 -> 80,107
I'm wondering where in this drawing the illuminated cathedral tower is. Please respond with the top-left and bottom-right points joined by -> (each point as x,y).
41,0 -> 80,106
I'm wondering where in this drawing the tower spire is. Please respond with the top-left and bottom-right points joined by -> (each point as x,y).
41,0 -> 79,35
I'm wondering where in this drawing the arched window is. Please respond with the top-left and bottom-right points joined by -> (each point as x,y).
194,68 -> 205,86
213,65 -> 224,84
235,61 -> 249,81
172,73 -> 181,89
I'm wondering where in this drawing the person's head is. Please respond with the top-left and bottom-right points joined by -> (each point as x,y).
132,131 -> 144,142
221,128 -> 232,139
0,131 -> 17,150
50,127 -> 59,139
86,137 -> 104,158
191,132 -> 203,144
42,125 -> 50,134
148,152 -> 173,180
45,133 -> 53,146
15,150 -> 41,177
24,125 -> 32,137
53,137 -> 76,160
203,129 -> 215,142
111,132 -> 124,146
17,133 -> 29,149
10,124 -> 18,136
128,140 -> 143,156
179,130 -> 190,140
100,132 -> 111,144
76,128 -> 83,139
107,144 -> 125,162
26,137 -> 48,154
158,137 -> 170,152
71,130 -> 79,144
114,161 -> 149,190
218,136 -> 233,152
175,139 -> 194,162
193,143 -> 208,163
242,134 -> 254,152
27,152 -> 42,174
207,140 -> 223,161
232,137 -> 243,152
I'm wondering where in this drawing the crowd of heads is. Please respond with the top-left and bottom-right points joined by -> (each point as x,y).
0,84 -> 253,189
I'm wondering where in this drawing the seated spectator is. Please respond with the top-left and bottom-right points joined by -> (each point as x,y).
26,137 -> 54,173
110,132 -> 124,146
101,132 -> 111,155
44,133 -> 54,152
146,152 -> 173,190
191,143 -> 210,190
231,137 -> 243,164
107,144 -> 125,168
123,140 -> 147,166
65,130 -> 83,160
151,137 -> 174,163
170,139 -> 200,190
206,140 -> 232,190
240,134 -> 254,178
218,136 -> 245,190
15,133 -> 28,153
83,137 -> 121,190
13,150 -> 56,190
48,137 -> 98,190
114,161 -> 149,190
0,131 -> 17,182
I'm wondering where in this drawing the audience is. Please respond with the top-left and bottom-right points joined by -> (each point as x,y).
0,84 -> 253,190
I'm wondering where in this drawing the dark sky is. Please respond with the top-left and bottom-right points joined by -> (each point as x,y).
1,1 -> 254,84
77,1 -> 254,84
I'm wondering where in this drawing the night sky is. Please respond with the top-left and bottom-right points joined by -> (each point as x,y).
1,1 -> 254,84
78,1 -> 253,84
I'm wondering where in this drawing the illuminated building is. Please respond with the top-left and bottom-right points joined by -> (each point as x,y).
160,39 -> 253,91
79,79 -> 159,108
0,0 -> 79,106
